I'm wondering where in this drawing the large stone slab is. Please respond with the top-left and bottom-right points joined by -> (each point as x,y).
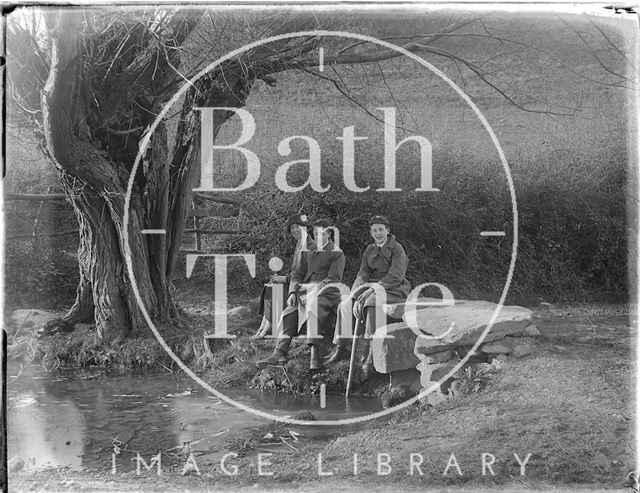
383,297 -> 459,321
372,322 -> 455,374
371,323 -> 422,374
373,299 -> 532,373
412,301 -> 532,353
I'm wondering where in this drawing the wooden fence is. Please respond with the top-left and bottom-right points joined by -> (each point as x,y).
5,192 -> 247,252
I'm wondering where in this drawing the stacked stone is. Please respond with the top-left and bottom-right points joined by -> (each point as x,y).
373,299 -> 538,407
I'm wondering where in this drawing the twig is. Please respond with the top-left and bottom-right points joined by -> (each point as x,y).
280,366 -> 296,394
105,125 -> 146,136
280,437 -> 299,451
10,310 -> 33,346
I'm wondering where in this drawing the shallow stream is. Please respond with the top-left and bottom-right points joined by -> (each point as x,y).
7,368 -> 383,472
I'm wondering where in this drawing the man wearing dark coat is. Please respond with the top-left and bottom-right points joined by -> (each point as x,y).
326,215 -> 410,378
256,219 -> 346,370
253,214 -> 316,339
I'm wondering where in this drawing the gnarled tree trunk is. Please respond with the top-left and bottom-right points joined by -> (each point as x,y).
42,12 -> 158,340
38,10 -> 317,340
40,11 -> 252,340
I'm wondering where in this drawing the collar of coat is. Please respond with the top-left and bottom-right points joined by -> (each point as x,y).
312,240 -> 337,252
298,238 -> 317,251
371,234 -> 397,256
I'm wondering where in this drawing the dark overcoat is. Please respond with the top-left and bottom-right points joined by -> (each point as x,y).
259,238 -> 316,317
351,234 -> 411,306
287,237 -> 317,281
289,240 -> 345,299
283,240 -> 346,326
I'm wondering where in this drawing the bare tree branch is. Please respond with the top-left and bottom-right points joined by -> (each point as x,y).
558,16 -> 629,83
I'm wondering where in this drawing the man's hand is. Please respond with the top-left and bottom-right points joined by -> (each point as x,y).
287,293 -> 297,307
356,287 -> 374,305
297,282 -> 319,308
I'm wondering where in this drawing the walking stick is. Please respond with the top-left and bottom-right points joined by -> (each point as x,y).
345,311 -> 362,399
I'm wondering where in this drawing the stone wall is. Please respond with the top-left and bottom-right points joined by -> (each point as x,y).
374,299 -> 539,406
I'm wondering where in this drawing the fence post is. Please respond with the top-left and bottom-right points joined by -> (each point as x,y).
192,199 -> 202,252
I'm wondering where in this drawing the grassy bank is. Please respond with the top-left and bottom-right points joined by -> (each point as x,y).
8,320 -> 209,373
7,294 -> 391,399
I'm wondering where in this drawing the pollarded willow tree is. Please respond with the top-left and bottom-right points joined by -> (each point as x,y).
7,7 -> 633,340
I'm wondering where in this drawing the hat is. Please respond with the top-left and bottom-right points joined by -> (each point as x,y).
286,213 -> 310,230
368,215 -> 390,227
312,218 -> 332,229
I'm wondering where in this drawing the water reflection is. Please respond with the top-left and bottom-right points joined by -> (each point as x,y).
7,369 -> 383,472
8,388 -> 84,470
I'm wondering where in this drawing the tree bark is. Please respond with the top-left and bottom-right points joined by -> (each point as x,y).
38,10 -> 274,339
144,122 -> 175,320
42,12 -> 159,340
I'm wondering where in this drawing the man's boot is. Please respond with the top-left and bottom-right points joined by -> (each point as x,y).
324,345 -> 350,365
310,345 -> 323,370
256,337 -> 290,369
256,351 -> 287,369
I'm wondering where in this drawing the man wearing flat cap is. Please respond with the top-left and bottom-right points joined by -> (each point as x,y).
257,218 -> 345,370
326,215 -> 410,378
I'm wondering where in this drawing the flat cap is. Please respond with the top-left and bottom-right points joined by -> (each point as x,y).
368,215 -> 390,227
286,213 -> 310,230
312,218 -> 333,228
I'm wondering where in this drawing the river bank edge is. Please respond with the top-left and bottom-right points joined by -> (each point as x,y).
5,301 -> 631,396
6,309 -> 390,399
